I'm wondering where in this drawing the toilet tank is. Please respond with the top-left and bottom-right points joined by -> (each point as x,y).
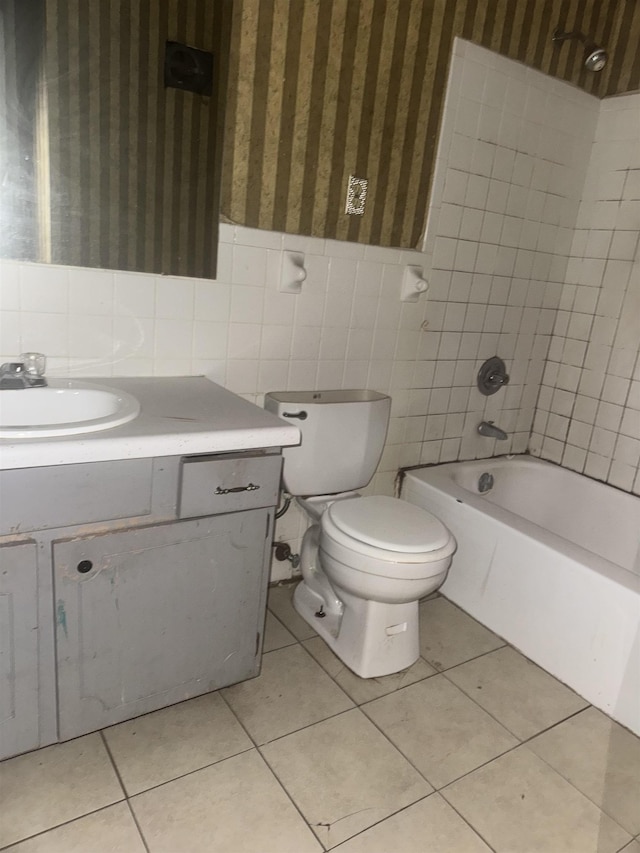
264,389 -> 391,496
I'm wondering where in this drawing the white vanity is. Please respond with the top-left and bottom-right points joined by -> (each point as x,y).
0,377 -> 299,760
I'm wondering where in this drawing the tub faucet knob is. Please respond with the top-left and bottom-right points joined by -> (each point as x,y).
477,356 -> 509,396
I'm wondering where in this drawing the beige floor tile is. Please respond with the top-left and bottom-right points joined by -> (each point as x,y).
131,749 -> 322,853
103,692 -> 252,795
618,840 -> 640,853
303,636 -> 436,704
222,644 -> 353,744
363,675 -> 518,788
268,582 -> 317,640
0,734 -> 123,848
528,707 -> 640,835
263,609 -> 297,652
443,745 -> 631,853
331,793 -> 491,853
445,646 -> 589,740
261,708 -> 432,849
3,803 -> 145,853
419,597 -> 505,670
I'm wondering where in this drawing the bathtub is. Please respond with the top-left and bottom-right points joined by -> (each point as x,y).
402,456 -> 640,735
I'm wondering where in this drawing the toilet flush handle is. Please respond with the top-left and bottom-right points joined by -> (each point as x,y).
283,410 -> 308,420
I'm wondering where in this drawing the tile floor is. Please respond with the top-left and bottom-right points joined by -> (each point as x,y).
1,587 -> 639,853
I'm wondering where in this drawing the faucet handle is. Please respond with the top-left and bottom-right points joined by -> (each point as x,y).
477,356 -> 510,396
20,352 -> 46,376
487,370 -> 509,386
0,361 -> 25,373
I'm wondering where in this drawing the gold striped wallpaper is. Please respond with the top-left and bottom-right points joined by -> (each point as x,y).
9,1 -> 639,275
0,0 -> 42,261
220,0 -> 640,249
45,0 -> 228,277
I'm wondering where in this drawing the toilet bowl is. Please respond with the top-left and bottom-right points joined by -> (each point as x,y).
264,389 -> 456,678
293,494 -> 456,678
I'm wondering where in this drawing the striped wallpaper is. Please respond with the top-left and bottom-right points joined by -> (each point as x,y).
4,2 -> 639,276
45,0 -> 228,278
221,0 -> 640,249
0,0 -> 42,261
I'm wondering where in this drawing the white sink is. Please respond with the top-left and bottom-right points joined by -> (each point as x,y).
0,380 -> 140,438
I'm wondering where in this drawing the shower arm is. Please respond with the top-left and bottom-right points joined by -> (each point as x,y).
552,28 -> 588,45
551,27 -> 607,72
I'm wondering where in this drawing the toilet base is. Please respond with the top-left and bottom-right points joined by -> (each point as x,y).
293,580 -> 420,678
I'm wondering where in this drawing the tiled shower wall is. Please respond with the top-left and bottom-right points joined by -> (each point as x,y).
417,40 -> 597,465
531,92 -> 640,494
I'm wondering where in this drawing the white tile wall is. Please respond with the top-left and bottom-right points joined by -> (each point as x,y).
530,92 -> 640,495
0,226 -> 430,580
419,38 -> 598,465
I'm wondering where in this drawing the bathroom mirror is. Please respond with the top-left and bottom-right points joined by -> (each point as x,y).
0,0 -> 229,279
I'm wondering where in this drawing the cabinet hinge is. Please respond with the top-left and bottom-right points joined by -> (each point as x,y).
265,515 -> 270,538
256,632 -> 260,656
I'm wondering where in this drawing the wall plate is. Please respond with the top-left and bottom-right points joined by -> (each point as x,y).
477,356 -> 510,396
345,175 -> 368,215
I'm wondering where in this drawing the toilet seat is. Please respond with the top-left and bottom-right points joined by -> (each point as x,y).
321,495 -> 456,580
326,495 -> 451,552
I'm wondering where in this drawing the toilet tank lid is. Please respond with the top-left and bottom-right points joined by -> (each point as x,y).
326,496 -> 451,553
265,389 -> 388,405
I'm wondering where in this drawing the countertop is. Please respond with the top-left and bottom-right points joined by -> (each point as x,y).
0,377 -> 300,470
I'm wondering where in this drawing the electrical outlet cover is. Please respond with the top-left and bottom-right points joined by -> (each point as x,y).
345,175 -> 368,215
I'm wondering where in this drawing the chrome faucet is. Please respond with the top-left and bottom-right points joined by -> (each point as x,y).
477,420 -> 508,440
0,353 -> 47,389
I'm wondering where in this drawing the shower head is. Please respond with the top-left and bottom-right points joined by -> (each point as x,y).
584,45 -> 608,72
552,28 -> 608,72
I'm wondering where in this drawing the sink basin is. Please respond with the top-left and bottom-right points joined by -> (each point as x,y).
0,380 -> 140,438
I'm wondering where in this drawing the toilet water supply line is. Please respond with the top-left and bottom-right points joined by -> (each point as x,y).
275,493 -> 292,519
273,492 -> 301,569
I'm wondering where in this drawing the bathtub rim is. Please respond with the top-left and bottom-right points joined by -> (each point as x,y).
401,456 -> 640,595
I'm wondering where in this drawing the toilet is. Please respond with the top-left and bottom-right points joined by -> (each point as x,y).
264,389 -> 456,678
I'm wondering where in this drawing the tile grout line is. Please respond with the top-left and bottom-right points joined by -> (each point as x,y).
99,730 -> 151,853
519,709 -> 639,839
109,639 -> 635,850
227,620 -> 493,851
269,591 -> 637,845
438,662 -> 588,741
0,802 -> 133,853
331,792 -> 499,853
98,740 -> 257,800
358,684 -> 518,796
303,644 -> 439,702
216,689 -> 328,850
356,652 -> 626,824
123,800 -> 151,853
255,745 -> 332,851
3,588 -> 634,851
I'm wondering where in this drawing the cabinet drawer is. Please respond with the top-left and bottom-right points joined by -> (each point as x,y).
0,459 -> 153,535
178,453 -> 282,518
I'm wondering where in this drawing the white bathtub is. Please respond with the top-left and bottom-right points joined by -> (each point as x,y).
403,456 -> 640,735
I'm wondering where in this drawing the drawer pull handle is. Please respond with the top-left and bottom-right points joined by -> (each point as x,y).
214,483 -> 260,495
283,410 -> 308,420
77,559 -> 93,574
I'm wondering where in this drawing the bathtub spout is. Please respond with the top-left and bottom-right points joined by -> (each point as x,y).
477,420 -> 508,440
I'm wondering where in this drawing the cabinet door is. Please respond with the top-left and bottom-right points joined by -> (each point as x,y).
0,541 -> 39,759
54,511 -> 270,740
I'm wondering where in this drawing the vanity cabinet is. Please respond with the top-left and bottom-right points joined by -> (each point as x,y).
0,541 -> 40,758
0,450 -> 282,759
54,510 -> 270,739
